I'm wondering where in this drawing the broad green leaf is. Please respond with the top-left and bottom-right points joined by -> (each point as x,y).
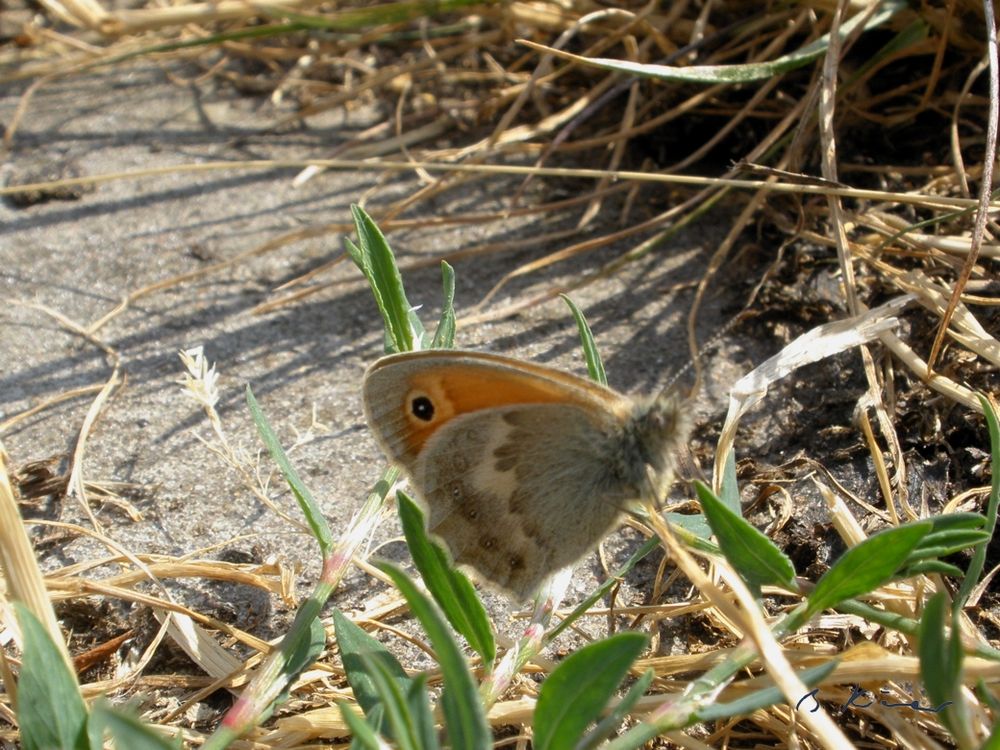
247,385 -> 332,555
695,481 -> 796,595
561,294 -> 606,385
575,668 -> 654,750
260,615 -> 327,722
663,511 -> 712,542
430,262 -> 456,349
805,522 -> 931,619
14,603 -> 89,750
334,609 -> 410,738
397,492 -> 495,663
377,562 -> 491,750
533,632 -> 648,750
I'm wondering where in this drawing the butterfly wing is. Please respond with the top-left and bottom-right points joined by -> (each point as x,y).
414,404 -> 642,599
363,350 -> 631,467
362,351 -> 638,599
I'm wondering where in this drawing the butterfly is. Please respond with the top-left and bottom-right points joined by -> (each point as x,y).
363,349 -> 688,600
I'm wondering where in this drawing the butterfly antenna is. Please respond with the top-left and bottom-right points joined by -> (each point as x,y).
657,311 -> 746,402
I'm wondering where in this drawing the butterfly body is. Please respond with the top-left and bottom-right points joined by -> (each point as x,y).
363,350 -> 687,600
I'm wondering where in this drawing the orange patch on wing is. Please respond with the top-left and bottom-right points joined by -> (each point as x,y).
397,363 -> 600,458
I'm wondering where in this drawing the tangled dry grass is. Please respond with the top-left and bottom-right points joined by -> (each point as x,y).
1,0 -> 999,748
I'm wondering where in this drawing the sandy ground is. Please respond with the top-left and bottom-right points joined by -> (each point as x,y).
2,62 -> 773,647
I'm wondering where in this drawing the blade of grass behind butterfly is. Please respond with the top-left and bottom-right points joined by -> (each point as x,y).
247,386 -> 333,556
541,512 -> 718,646
561,294 -> 607,385
430,262 -> 456,349
347,204 -> 423,353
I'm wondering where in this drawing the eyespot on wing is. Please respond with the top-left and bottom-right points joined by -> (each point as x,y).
362,350 -> 630,466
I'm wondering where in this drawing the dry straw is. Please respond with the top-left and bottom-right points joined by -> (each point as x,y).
2,0 -> 999,748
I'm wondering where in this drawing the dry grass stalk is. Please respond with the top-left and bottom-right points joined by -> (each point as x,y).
3,1 -> 999,747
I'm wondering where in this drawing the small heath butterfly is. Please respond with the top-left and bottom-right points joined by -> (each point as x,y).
363,350 -> 688,600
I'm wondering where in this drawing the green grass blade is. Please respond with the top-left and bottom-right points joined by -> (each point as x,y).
430,262 -> 456,349
334,609 -> 410,739
560,294 -> 606,385
545,537 -> 660,643
376,562 -> 491,750
358,649 -> 422,750
89,700 -> 180,750
533,632 -> 648,750
695,481 -> 796,595
805,522 -> 931,619
718,448 -> 741,515
347,204 -> 421,353
535,1 -> 904,84
337,702 -> 384,750
903,561 -> 966,577
907,530 -> 990,561
397,492 -> 495,664
405,674 -> 438,750
13,603 -> 89,750
246,385 -> 332,556
919,593 -> 961,721
957,394 -> 1000,605
260,0 -> 486,31
695,660 -> 839,722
